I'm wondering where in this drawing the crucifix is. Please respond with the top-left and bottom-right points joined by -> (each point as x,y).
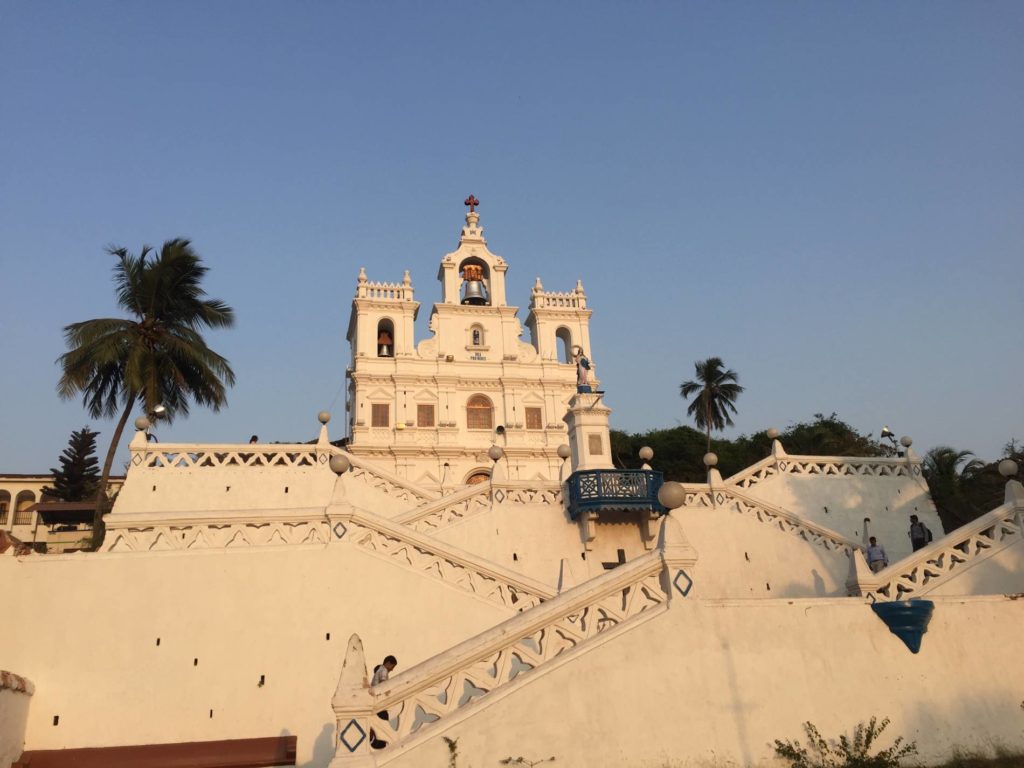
464,194 -> 479,212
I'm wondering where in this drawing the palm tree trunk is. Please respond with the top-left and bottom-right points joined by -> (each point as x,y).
706,400 -> 712,454
91,395 -> 136,550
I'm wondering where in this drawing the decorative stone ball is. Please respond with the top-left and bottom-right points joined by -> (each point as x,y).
900,436 -> 913,448
556,444 -> 571,460
658,481 -> 686,510
998,459 -> 1019,478
639,446 -> 654,461
766,428 -> 779,439
329,454 -> 351,475
703,452 -> 718,468
134,417 -> 150,431
488,445 -> 504,462
318,411 -> 331,424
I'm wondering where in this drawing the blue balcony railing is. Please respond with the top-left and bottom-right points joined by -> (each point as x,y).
566,469 -> 666,521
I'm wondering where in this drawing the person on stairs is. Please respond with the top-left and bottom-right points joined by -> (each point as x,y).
370,655 -> 398,750
866,536 -> 889,573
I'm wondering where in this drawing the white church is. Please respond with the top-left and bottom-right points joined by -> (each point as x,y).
1,203 -> 1023,768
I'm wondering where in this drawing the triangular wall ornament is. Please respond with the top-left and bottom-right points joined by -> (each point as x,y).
870,599 -> 935,653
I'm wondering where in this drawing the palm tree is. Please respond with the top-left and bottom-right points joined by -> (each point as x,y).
57,239 -> 235,547
923,446 -> 984,529
679,357 -> 744,453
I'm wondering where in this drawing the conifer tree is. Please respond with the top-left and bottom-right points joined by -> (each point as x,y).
43,427 -> 101,502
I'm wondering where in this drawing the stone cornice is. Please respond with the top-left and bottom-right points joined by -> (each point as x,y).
432,304 -> 520,317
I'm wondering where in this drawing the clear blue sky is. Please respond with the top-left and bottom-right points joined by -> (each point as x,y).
1,1 -> 1021,473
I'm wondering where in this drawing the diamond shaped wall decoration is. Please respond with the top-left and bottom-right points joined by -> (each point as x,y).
333,522 -> 348,540
494,490 -> 505,503
339,719 -> 366,752
673,569 -> 693,597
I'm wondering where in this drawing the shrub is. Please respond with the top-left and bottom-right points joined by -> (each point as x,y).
774,717 -> 917,768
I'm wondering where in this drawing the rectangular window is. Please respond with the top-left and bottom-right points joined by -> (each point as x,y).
588,434 -> 604,456
417,404 -> 435,427
371,403 -> 390,428
0,502 -> 8,525
525,407 -> 543,430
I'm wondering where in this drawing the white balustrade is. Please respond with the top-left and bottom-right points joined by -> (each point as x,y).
395,481 -> 562,533
335,507 -> 555,611
728,454 -> 921,491
854,501 -> 1024,601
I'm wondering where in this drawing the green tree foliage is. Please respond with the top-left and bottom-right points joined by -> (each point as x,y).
774,717 -> 917,768
679,357 -> 744,452
780,413 -> 886,458
611,413 -> 882,482
924,441 -> 1023,531
56,239 -> 235,547
42,427 -> 101,502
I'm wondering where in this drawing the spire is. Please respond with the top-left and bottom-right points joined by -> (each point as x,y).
459,194 -> 486,245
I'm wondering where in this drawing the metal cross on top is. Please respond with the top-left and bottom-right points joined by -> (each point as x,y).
464,195 -> 480,212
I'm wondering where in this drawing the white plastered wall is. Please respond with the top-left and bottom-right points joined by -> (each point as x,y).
387,596 -> 1024,768
741,471 -> 939,561
428,497 -> 854,597
0,545 -> 509,764
110,461 -> 421,521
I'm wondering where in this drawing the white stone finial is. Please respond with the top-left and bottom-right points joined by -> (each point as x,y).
557,558 -> 578,594
575,279 -> 585,294
846,549 -> 876,596
357,267 -> 367,283
533,276 -> 543,293
658,481 -> 686,510
639,446 -> 654,470
658,513 -> 698,572
402,270 -> 411,287
332,633 -> 369,707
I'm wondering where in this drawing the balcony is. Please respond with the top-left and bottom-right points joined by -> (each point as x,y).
566,469 -> 666,521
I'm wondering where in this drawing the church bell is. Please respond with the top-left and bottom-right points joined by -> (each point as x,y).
461,264 -> 488,306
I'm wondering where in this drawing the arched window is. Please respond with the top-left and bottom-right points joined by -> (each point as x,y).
376,319 -> 395,358
13,491 -> 36,526
0,490 -> 10,525
465,470 -> 491,485
469,324 -> 484,347
556,327 -> 573,364
466,394 -> 493,430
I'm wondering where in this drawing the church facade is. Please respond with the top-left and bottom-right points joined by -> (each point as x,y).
345,202 -> 595,488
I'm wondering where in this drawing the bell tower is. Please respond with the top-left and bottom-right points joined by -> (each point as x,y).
345,268 -> 419,437
346,197 -> 596,487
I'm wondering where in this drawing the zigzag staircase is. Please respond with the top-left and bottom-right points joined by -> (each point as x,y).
394,480 -> 562,533
327,516 -> 696,765
848,486 -> 1024,601
329,506 -> 555,611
